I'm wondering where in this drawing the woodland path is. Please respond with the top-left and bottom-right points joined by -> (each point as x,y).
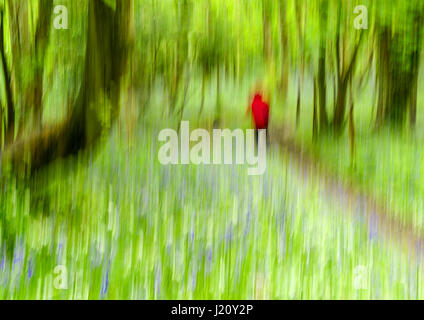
270,125 -> 424,261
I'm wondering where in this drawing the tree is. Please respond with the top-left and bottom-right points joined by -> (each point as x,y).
317,0 -> 329,131
376,5 -> 423,127
0,7 -> 14,147
278,0 -> 289,100
262,0 -> 272,62
332,2 -> 364,134
2,0 -> 135,175
294,0 -> 306,128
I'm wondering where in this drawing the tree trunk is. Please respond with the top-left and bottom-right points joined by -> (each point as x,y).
317,0 -> 329,131
409,14 -> 422,128
279,0 -> 289,99
2,0 -> 135,175
375,27 -> 390,127
0,10 -> 15,147
318,50 -> 328,130
295,78 -> 301,128
312,78 -> 318,142
348,83 -> 355,167
262,0 -> 272,62
332,15 -> 364,135
294,0 -> 305,130
5,0 -> 53,137
410,77 -> 418,127
376,12 -> 422,128
199,71 -> 206,116
333,79 -> 348,133
215,66 -> 221,126
32,0 -> 54,130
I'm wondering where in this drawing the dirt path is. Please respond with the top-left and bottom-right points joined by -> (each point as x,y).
270,126 -> 424,261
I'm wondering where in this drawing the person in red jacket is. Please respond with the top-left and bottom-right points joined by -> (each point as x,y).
246,88 -> 270,146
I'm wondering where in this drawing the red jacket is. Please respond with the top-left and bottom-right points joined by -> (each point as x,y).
247,94 -> 269,129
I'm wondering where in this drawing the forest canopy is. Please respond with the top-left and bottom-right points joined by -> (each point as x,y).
0,0 -> 423,173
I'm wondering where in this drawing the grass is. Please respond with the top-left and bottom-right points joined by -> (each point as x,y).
284,75 -> 424,234
0,117 -> 423,299
1,74 -> 424,299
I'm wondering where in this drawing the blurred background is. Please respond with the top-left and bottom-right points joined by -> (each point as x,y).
1,0 -> 424,299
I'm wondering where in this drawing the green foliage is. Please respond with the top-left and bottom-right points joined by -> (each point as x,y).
1,122 -> 424,299
1,0 -> 424,300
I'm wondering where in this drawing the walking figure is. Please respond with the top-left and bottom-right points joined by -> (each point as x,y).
246,85 -> 270,146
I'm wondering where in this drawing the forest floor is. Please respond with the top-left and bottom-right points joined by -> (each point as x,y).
2,117 -> 423,298
270,124 -> 424,261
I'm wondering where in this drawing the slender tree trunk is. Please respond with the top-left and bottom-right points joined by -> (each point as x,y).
6,0 -> 25,137
375,27 -> 389,127
32,0 -> 54,131
348,83 -> 355,167
0,98 -> 2,148
199,71 -> 206,116
333,79 -> 348,133
215,66 -> 221,125
409,14 -> 422,128
170,46 -> 180,114
0,106 -> 2,150
262,0 -> 272,62
294,0 -> 305,130
6,0 -> 53,136
332,23 -> 363,134
296,78 -> 301,128
317,51 -> 328,130
317,0 -> 329,131
178,62 -> 191,121
333,75 -> 337,118
279,0 -> 289,99
410,77 -> 418,127
312,78 -> 318,142
0,10 -> 15,147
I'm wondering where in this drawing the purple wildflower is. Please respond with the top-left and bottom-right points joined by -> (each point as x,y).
100,259 -> 111,297
155,266 -> 161,298
27,258 -> 33,279
0,253 -> 5,270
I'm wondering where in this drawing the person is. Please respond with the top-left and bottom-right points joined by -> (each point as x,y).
246,85 -> 270,146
